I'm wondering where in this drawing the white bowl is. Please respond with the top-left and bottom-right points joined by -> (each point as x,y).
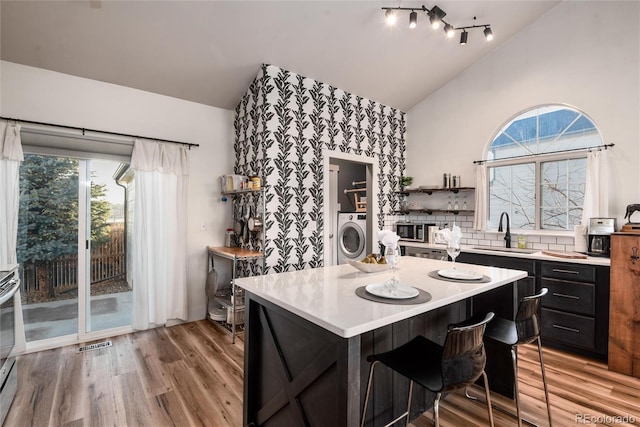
346,259 -> 390,273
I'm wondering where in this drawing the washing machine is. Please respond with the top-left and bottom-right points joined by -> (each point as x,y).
337,212 -> 367,264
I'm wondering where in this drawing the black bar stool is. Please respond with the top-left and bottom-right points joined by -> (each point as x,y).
360,312 -> 495,427
480,288 -> 552,426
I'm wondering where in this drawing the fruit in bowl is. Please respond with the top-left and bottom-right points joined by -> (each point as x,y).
347,254 -> 389,273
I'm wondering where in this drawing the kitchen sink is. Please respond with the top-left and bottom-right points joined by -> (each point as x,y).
470,246 -> 538,254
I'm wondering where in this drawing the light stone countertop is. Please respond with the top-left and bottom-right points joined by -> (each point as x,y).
234,256 -> 526,339
399,242 -> 611,266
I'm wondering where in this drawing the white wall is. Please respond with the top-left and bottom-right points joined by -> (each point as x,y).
0,61 -> 234,322
406,1 -> 640,226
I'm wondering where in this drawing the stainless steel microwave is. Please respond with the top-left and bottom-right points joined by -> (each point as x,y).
396,222 -> 433,242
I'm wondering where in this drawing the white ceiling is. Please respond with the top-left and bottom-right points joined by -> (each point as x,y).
0,1 -> 559,111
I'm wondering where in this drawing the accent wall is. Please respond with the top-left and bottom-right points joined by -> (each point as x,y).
235,64 -> 406,273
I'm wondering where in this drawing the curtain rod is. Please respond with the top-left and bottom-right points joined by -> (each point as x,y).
0,116 -> 200,149
473,143 -> 614,165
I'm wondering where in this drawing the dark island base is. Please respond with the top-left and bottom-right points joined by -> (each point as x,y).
244,284 -> 517,427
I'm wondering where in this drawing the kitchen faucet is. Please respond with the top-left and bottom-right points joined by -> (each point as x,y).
498,212 -> 511,248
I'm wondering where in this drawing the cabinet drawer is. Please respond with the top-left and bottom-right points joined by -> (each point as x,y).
541,278 -> 595,316
541,308 -> 595,350
540,262 -> 595,283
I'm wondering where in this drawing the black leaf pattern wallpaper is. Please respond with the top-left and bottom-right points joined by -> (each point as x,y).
234,64 -> 405,273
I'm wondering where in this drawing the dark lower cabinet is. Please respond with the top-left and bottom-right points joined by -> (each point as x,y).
457,252 -> 610,361
539,262 -> 609,361
458,252 -> 535,310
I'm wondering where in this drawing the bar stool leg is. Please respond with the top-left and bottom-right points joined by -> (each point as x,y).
511,347 -> 523,427
405,380 -> 414,427
433,392 -> 442,427
537,337 -> 553,426
361,361 -> 378,427
481,370 -> 495,427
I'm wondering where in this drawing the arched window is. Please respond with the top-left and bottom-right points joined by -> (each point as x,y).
486,105 -> 603,230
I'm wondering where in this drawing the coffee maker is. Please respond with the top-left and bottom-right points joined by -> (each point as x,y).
587,218 -> 616,256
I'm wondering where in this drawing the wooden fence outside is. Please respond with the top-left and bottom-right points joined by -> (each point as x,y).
20,225 -> 126,294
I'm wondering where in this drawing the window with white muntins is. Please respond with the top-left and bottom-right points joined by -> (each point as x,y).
486,105 -> 603,231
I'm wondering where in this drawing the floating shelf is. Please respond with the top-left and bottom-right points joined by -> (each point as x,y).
396,187 -> 475,195
222,188 -> 262,196
394,209 -> 475,216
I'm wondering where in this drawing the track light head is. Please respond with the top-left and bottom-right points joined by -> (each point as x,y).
429,5 -> 446,30
385,9 -> 397,25
484,26 -> 494,41
443,23 -> 455,38
409,11 -> 417,29
460,30 -> 468,45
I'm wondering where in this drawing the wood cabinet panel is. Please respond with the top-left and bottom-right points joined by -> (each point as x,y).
609,234 -> 640,378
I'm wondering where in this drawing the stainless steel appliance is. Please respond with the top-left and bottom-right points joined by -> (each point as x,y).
0,265 -> 19,425
396,222 -> 435,243
587,218 -> 616,256
403,246 -> 448,260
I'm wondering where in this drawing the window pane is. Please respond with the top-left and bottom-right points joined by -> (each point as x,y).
540,158 -> 586,230
489,163 -> 535,229
490,106 -> 602,160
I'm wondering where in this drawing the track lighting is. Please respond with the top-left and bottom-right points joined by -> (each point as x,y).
409,11 -> 417,29
460,30 -> 468,45
484,26 -> 494,41
385,9 -> 397,25
380,4 -> 494,45
428,5 -> 445,30
444,23 -> 455,38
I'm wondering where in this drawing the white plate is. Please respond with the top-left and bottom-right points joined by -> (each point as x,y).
347,259 -> 389,273
438,268 -> 484,281
365,282 -> 419,299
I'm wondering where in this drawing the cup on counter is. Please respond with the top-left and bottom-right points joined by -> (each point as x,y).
517,236 -> 527,249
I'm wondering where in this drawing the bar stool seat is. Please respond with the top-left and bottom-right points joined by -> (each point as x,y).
482,288 -> 553,427
361,312 -> 495,427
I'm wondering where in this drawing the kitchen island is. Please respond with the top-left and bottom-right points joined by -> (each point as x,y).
235,256 -> 527,427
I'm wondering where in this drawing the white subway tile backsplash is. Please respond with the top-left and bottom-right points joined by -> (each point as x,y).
556,236 -> 574,245
540,235 -> 557,244
548,244 -> 566,251
385,214 -> 577,252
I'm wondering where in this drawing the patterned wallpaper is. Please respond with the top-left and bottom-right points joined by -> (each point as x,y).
234,64 -> 406,273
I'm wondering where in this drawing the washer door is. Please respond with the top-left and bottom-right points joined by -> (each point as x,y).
339,222 -> 365,259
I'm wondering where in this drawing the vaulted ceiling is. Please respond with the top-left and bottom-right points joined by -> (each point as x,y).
0,1 -> 559,111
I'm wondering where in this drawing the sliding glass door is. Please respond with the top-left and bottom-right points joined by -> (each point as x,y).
17,154 -> 131,343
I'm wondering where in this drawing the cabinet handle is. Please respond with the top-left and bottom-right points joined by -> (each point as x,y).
631,247 -> 639,264
551,268 -> 579,275
552,292 -> 580,300
552,324 -> 580,333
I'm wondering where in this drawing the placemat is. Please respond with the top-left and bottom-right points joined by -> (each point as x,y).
355,286 -> 432,305
428,270 -> 491,283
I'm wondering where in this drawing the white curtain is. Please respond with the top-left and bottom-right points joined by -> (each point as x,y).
473,164 -> 488,230
0,122 -> 24,266
130,139 -> 189,330
581,150 -> 609,225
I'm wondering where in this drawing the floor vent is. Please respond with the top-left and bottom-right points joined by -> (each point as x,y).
77,340 -> 112,353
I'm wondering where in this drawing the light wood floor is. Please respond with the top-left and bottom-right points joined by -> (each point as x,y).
6,320 -> 640,426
